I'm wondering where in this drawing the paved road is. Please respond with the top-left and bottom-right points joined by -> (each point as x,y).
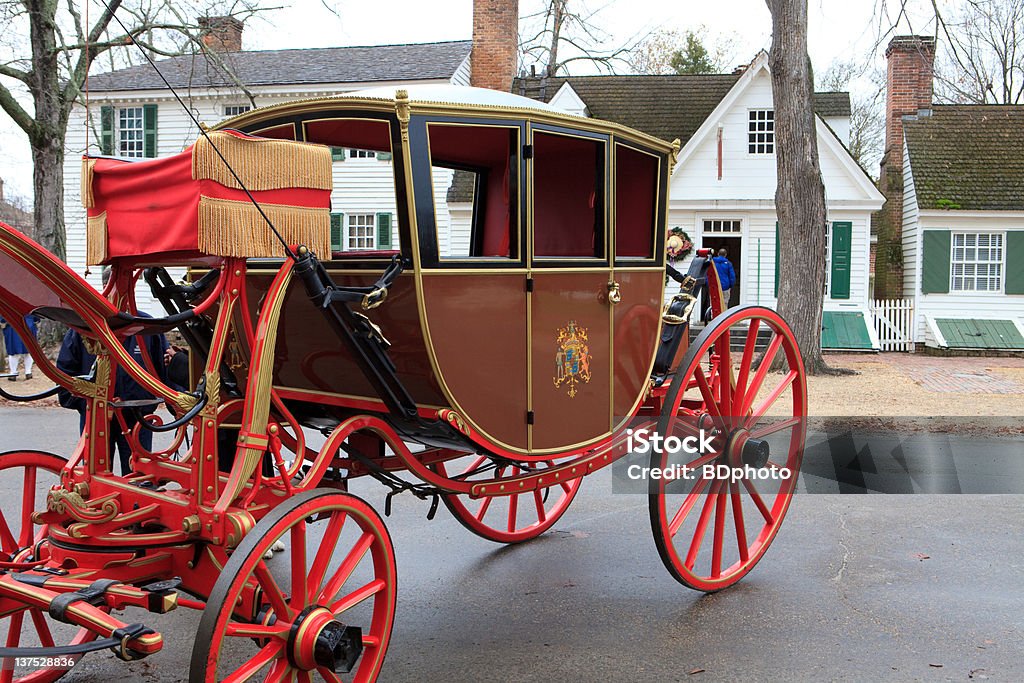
1,407 -> 1022,681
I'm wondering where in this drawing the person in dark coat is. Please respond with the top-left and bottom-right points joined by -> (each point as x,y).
712,248 -> 737,307
1,315 -> 38,380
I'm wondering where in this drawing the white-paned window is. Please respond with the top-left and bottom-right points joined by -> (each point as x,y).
348,149 -> 376,159
951,232 -> 1003,292
224,104 -> 251,117
347,213 -> 376,250
748,110 -> 774,154
118,107 -> 145,158
702,219 -> 742,234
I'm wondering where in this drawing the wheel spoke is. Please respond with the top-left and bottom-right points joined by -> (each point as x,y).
711,487 -> 727,578
749,415 -> 801,440
473,495 -> 493,522
738,333 -> 782,417
256,655 -> 292,683
742,477 -> 774,524
318,532 -> 373,606
533,490 -> 546,523
316,666 -> 344,683
225,623 -> 290,639
507,491 -> 519,533
234,647 -> 282,683
20,466 -> 36,548
746,370 -> 797,425
28,608 -> 54,647
328,578 -> 386,615
668,474 -> 711,537
693,367 -> 726,430
253,561 -> 292,620
0,512 -> 18,555
307,512 -> 347,602
684,479 -> 723,569
734,318 -> 761,403
290,522 -> 307,610
730,481 -> 749,563
297,670 -> 313,683
5,610 -> 23,648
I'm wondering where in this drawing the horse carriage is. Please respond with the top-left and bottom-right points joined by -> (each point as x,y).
0,86 -> 806,682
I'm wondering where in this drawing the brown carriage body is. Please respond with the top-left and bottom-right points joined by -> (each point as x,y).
219,87 -> 674,457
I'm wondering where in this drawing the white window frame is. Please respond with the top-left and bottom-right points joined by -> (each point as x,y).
346,213 -> 376,251
747,109 -> 775,155
223,104 -> 251,117
117,106 -> 145,158
701,218 -> 742,234
347,148 -> 376,160
950,231 -> 1004,293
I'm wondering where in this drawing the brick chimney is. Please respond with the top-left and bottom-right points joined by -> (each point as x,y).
471,0 -> 519,92
199,16 -> 243,52
873,35 -> 936,299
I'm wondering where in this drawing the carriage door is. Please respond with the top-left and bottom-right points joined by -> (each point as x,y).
529,127 -> 613,451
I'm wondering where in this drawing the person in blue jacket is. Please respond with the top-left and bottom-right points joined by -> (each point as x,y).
712,248 -> 737,307
1,315 -> 38,380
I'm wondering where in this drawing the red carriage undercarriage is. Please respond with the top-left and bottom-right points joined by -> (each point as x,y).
0,87 -> 806,682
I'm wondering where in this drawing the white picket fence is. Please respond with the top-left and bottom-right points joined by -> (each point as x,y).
870,298 -> 915,352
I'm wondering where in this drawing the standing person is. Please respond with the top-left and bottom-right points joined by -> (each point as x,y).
712,248 -> 737,308
0,315 -> 38,380
56,270 -> 169,475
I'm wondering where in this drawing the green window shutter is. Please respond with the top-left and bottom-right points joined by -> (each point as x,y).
378,151 -> 392,161
143,104 -> 158,158
774,222 -> 780,296
330,213 -> 343,252
376,213 -> 392,249
1006,232 -> 1024,295
921,230 -> 951,294
331,147 -> 345,161
829,221 -> 852,300
100,106 -> 114,155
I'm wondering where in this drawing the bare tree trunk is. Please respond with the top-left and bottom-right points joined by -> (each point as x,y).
765,0 -> 837,375
545,0 -> 565,77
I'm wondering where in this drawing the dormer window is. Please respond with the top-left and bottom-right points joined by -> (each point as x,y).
748,109 -> 774,154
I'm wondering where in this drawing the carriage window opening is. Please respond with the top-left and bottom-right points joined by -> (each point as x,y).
347,214 -> 376,250
615,145 -> 658,259
427,123 -> 518,260
302,118 -> 401,253
533,131 -> 605,259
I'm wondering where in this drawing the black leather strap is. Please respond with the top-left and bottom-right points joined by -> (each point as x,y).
0,622 -> 154,662
47,578 -> 120,622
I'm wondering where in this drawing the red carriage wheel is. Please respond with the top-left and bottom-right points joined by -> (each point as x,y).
190,490 -> 396,683
649,305 -> 807,592
432,455 -> 582,544
0,451 -> 100,683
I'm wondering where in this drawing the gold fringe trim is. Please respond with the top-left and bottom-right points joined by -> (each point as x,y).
197,196 -> 332,259
192,132 -> 333,191
86,212 -> 108,265
81,158 -> 97,209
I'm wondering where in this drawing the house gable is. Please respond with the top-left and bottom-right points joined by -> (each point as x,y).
669,54 -> 883,208
548,83 -> 588,117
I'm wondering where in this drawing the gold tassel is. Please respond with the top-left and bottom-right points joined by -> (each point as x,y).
197,196 -> 332,259
86,212 -> 108,265
81,158 -> 96,209
192,132 -> 333,191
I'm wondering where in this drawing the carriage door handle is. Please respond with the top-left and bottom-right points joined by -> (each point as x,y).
607,281 -> 622,305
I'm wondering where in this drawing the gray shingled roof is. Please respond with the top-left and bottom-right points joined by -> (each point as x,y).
87,40 -> 472,92
512,75 -> 850,147
904,105 -> 1024,211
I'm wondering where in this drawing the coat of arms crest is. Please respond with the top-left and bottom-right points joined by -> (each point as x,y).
553,320 -> 591,398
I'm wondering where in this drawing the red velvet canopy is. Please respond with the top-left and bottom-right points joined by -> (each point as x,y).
82,130 -> 334,264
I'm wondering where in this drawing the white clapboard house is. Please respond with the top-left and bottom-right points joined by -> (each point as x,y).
62,30 -> 472,307
507,52 -> 886,349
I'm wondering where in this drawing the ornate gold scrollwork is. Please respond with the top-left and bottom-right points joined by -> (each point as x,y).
444,411 -> 468,434
668,138 -> 681,171
47,489 -> 120,524
395,89 -> 411,144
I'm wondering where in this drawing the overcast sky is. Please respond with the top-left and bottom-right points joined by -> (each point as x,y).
0,0 -> 939,202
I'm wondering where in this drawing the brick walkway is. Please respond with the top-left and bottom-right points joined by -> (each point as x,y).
908,366 -> 1023,394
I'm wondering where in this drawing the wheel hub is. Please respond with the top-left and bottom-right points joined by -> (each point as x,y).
287,605 -> 362,672
724,429 -> 770,469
